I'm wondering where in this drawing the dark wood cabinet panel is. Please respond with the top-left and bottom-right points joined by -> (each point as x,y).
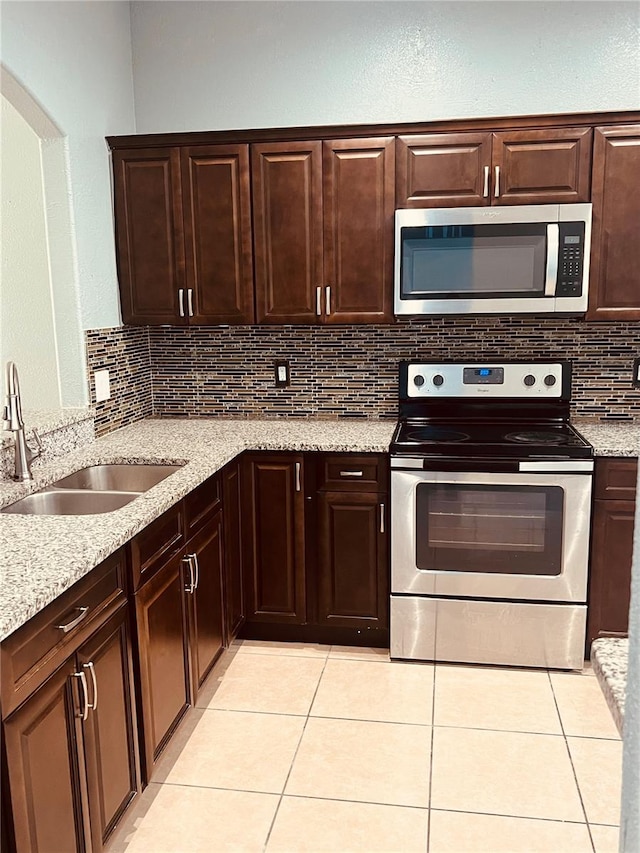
594,457 -> 639,501
112,148 -> 186,325
323,138 -> 394,323
4,660 -> 88,853
492,127 -> 592,205
185,511 -> 225,693
242,455 -> 306,623
252,142 -> 324,323
181,145 -> 255,324
78,608 -> 140,851
223,461 -> 245,641
135,553 -> 191,776
396,132 -> 491,208
587,125 -> 640,320
317,491 -> 388,629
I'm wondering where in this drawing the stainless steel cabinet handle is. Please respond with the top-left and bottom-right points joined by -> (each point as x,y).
325,286 -> 331,315
187,289 -> 194,317
544,223 -> 559,296
482,165 -> 490,198
190,553 -> 200,591
56,606 -> 89,633
295,462 -> 301,492
340,470 -> 364,477
178,288 -> 185,317
83,661 -> 98,712
73,671 -> 89,721
494,165 -> 500,198
316,286 -> 322,316
379,503 -> 385,534
183,555 -> 195,594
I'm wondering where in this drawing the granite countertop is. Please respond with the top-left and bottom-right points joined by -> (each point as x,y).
0,418 -> 396,642
591,637 -> 628,736
573,420 -> 640,457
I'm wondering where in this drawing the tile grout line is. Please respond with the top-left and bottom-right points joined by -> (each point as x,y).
261,649 -> 332,852
426,663 -> 437,852
547,669 -> 598,853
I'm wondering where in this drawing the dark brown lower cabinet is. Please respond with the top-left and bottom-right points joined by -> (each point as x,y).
135,552 -> 191,778
185,508 -> 225,692
3,605 -> 139,853
242,453 -> 307,624
317,490 -> 388,629
587,457 -> 638,649
223,461 -> 245,641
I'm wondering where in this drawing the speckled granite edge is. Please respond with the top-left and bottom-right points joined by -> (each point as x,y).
573,420 -> 640,458
591,637 -> 628,736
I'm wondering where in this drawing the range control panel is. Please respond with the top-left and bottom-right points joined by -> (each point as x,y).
405,363 -> 566,399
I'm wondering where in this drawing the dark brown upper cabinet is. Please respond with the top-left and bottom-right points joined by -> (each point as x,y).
112,144 -> 254,325
252,137 -> 395,324
587,125 -> 640,321
396,127 -> 592,208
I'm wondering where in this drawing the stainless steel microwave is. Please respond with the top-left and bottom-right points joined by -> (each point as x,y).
394,203 -> 592,316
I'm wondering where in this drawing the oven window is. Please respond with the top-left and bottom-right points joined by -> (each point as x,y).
400,224 -> 548,300
415,484 -> 563,575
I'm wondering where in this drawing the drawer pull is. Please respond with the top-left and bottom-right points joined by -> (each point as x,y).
56,606 -> 89,633
189,553 -> 200,591
83,661 -> 98,712
340,470 -> 364,477
183,555 -> 196,594
295,462 -> 301,492
73,670 -> 89,721
379,503 -> 385,534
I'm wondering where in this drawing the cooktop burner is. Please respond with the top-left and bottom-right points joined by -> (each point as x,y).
505,430 -> 569,446
402,427 -> 469,443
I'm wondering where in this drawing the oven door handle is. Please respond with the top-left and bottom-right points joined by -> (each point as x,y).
392,457 -> 522,473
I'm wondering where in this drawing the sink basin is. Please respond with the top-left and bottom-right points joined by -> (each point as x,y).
52,464 -> 182,493
1,490 -> 138,515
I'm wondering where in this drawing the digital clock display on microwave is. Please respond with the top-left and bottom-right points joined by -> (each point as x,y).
463,367 -> 505,384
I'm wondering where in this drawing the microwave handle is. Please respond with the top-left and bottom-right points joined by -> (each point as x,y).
544,224 -> 559,296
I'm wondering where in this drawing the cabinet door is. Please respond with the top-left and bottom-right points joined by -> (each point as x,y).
587,125 -> 640,320
223,461 -> 245,641
317,491 -> 388,629
252,141 -> 323,323
112,148 -> 186,325
587,499 -> 635,647
323,138 -> 394,323
396,132 -> 491,208
78,607 -> 140,851
242,455 -> 306,623
135,554 -> 191,778
4,660 -> 89,853
492,127 -> 592,205
181,145 -> 255,324
185,511 -> 225,694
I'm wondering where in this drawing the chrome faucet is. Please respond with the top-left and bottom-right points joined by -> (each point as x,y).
3,362 -> 42,481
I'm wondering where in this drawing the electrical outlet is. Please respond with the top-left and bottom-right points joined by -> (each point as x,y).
633,357 -> 640,388
94,369 -> 111,402
274,360 -> 290,387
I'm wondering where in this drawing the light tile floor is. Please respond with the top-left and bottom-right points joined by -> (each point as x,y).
107,641 -> 622,853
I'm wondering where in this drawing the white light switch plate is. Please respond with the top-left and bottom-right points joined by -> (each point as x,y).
94,369 -> 111,402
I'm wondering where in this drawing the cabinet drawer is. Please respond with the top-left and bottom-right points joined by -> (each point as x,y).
594,458 -> 638,501
130,502 -> 185,591
1,550 -> 127,718
184,474 -> 221,538
318,454 -> 387,492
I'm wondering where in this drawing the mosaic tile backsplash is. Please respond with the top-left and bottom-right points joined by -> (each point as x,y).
86,319 -> 640,435
85,327 -> 153,436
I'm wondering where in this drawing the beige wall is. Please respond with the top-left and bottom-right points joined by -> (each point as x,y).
1,95 -> 60,408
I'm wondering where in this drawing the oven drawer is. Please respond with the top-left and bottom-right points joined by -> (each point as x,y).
390,595 -> 586,669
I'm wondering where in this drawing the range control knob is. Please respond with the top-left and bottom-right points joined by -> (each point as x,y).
433,374 -> 444,387
544,374 -> 557,387
413,374 -> 425,387
523,374 -> 536,387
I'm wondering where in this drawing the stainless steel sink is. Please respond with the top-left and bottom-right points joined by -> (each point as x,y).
52,464 -> 182,493
1,490 -> 139,515
1,463 -> 183,515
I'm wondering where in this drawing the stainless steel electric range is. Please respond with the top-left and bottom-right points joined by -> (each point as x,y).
390,361 -> 593,670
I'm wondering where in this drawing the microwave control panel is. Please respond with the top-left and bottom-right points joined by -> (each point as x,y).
557,223 -> 586,298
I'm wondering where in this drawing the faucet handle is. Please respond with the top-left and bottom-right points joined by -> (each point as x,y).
27,429 -> 43,461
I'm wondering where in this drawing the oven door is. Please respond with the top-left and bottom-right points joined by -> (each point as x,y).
391,469 -> 592,602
